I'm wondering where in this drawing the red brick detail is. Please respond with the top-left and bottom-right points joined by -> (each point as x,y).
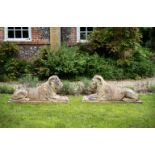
67,27 -> 77,46
19,27 -> 50,45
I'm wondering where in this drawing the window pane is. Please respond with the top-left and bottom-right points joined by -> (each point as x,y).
7,27 -> 30,39
22,27 -> 28,30
23,31 -> 29,38
80,27 -> 86,31
80,33 -> 86,40
8,27 -> 14,30
15,30 -> 22,38
15,27 -> 21,30
8,31 -> 14,38
87,27 -> 93,31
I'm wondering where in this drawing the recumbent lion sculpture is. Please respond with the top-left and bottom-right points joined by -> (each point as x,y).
83,75 -> 142,103
9,75 -> 69,103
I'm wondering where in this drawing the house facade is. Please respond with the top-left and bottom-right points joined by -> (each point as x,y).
0,27 -> 93,59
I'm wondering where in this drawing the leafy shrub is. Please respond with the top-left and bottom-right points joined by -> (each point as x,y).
0,85 -> 14,94
0,42 -> 19,60
33,45 -> 155,80
33,45 -> 89,79
0,42 -> 19,81
84,53 -> 102,76
58,79 -> 90,95
147,85 -> 155,93
0,58 -> 31,81
58,81 -> 83,95
127,47 -> 154,78
33,46 -> 125,80
19,74 -> 39,87
81,78 -> 92,94
124,60 -> 154,79
0,42 -> 31,81
58,81 -> 71,95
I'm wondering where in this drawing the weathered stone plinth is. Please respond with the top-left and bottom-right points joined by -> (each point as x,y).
82,99 -> 142,104
8,100 -> 68,104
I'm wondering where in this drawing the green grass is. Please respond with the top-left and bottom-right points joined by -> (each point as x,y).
0,94 -> 155,128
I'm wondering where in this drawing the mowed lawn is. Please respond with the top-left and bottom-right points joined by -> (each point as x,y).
0,94 -> 155,128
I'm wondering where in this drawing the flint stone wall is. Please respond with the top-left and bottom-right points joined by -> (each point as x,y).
18,27 -> 50,60
18,45 -> 42,60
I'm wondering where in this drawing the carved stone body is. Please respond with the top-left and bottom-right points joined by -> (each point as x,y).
83,75 -> 142,103
10,75 -> 69,103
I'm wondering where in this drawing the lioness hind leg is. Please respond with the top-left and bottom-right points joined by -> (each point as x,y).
82,94 -> 103,102
49,95 -> 69,103
124,89 -> 142,103
11,89 -> 29,102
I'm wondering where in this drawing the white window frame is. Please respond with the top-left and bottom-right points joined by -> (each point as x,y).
76,27 -> 93,43
4,27 -> 32,42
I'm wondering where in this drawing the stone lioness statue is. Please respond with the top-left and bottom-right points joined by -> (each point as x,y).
83,75 -> 142,103
10,75 -> 69,103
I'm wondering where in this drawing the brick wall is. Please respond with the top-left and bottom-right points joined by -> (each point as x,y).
70,27 -> 77,45
0,27 -> 78,46
67,27 -> 77,45
61,27 -> 77,46
0,27 -> 50,45
16,27 -> 50,45
29,27 -> 50,45
0,27 -> 78,59
0,27 -> 50,60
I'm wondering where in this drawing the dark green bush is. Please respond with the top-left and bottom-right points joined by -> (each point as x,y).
84,55 -> 124,80
0,42 -> 31,81
81,27 -> 142,59
33,45 -> 123,80
0,42 -> 19,60
0,42 -> 19,80
1,58 -> 31,81
116,47 -> 155,79
33,45 -> 88,79
140,27 -> 155,50
32,45 -> 155,80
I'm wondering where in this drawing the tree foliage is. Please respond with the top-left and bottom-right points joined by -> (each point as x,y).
88,27 -> 142,59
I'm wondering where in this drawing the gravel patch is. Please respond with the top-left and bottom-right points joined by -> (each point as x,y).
1,77 -> 155,93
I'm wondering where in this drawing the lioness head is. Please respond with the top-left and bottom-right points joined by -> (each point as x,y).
90,75 -> 103,91
48,75 -> 63,91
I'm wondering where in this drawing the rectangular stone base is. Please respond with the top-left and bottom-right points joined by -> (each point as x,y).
8,100 -> 68,104
83,100 -> 143,104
